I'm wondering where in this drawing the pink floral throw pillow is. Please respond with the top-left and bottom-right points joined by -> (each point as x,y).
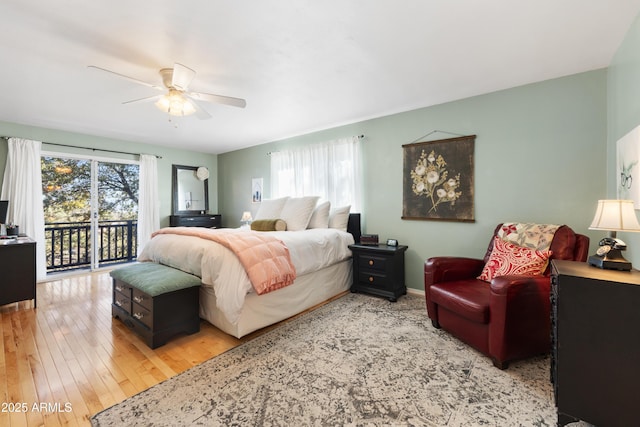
478,237 -> 553,282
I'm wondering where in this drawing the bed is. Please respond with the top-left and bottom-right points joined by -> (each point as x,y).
138,204 -> 361,338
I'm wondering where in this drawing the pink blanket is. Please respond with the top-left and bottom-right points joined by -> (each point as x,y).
152,227 -> 296,295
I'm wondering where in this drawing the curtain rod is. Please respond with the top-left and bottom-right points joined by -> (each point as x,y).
0,136 -> 162,159
267,134 -> 365,156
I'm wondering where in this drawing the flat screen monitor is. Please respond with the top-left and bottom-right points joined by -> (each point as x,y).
0,200 -> 7,224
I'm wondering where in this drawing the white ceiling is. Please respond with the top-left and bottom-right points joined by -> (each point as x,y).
1,1 -> 639,154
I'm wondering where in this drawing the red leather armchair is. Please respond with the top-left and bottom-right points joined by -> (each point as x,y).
424,224 -> 589,369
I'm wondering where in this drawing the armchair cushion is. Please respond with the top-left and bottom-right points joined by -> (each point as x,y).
477,237 -> 552,282
429,279 -> 490,324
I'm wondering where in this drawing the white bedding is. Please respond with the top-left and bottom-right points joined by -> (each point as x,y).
138,228 -> 354,324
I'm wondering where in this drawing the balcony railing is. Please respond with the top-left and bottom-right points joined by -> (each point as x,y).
45,220 -> 137,272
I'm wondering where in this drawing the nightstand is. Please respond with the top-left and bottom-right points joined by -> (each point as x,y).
349,243 -> 408,302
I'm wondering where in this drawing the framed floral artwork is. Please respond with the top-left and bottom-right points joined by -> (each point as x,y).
402,135 -> 475,222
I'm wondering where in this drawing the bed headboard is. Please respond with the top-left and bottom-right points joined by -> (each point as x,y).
347,213 -> 361,243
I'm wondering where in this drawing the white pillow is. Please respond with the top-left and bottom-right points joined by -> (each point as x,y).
307,201 -> 331,229
254,197 -> 289,220
280,196 -> 320,231
329,205 -> 351,231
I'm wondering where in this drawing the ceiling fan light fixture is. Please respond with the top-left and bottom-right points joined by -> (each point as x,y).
155,89 -> 196,117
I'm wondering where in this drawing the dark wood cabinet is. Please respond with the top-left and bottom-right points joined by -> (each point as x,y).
0,238 -> 36,307
551,260 -> 640,427
169,214 -> 221,228
349,244 -> 408,302
112,278 -> 199,349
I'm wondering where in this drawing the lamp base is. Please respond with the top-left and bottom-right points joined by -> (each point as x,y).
588,249 -> 632,271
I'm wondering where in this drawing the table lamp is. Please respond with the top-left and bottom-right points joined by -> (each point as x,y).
240,211 -> 253,229
588,199 -> 640,270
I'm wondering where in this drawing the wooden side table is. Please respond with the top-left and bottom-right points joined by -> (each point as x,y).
349,243 -> 408,302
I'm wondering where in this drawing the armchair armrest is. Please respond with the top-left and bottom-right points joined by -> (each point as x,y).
488,274 -> 552,363
424,256 -> 485,327
424,256 -> 485,287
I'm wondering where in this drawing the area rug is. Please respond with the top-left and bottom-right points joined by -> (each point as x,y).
91,293 -> 558,426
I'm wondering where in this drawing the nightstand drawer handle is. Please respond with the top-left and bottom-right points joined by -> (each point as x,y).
133,312 -> 144,320
133,295 -> 145,303
368,260 -> 374,266
115,285 -> 123,292
369,276 -> 374,282
115,300 -> 123,307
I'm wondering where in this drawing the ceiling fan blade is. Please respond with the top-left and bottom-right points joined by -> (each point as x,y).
184,94 -> 212,120
122,94 -> 162,105
172,63 -> 196,91
88,65 -> 163,90
189,91 -> 247,108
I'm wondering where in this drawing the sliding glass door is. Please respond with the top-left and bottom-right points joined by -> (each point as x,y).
42,154 -> 139,273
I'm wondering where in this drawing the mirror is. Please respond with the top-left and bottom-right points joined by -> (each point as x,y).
172,164 -> 209,214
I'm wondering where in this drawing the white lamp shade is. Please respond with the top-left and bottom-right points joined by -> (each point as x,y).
589,199 -> 640,232
241,211 -> 253,222
155,89 -> 196,117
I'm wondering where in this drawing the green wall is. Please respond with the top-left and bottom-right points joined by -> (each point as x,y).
0,121 -> 218,228
220,70 -> 607,291
607,12 -> 640,265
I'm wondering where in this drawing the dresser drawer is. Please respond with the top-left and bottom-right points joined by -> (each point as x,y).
132,288 -> 153,311
170,214 -> 221,228
114,280 -> 133,297
132,303 -> 153,329
113,293 -> 131,314
357,254 -> 388,272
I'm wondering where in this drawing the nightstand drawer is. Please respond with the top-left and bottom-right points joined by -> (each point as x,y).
359,271 -> 389,287
357,254 -> 387,272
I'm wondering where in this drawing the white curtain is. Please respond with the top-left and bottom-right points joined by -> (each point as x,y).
270,136 -> 362,212
1,138 -> 47,280
136,154 -> 160,255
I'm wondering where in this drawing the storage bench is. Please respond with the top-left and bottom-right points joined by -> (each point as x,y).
110,262 -> 201,349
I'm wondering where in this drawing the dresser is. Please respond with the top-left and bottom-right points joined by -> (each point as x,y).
349,244 -> 408,302
169,214 -> 221,228
0,237 -> 36,307
551,260 -> 640,427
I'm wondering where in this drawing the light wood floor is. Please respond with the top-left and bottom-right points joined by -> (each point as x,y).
1,270 -> 325,426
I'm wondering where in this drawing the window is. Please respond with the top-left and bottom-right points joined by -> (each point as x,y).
270,136 -> 362,212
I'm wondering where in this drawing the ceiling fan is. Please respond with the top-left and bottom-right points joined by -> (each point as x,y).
88,63 -> 246,119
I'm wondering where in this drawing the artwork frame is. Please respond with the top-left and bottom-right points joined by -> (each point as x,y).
617,125 -> 640,209
402,135 -> 475,222
252,178 -> 263,203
